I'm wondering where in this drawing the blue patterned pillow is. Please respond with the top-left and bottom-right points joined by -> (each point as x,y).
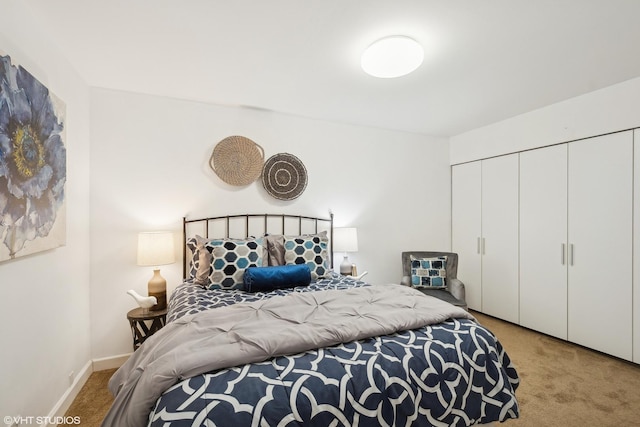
205,238 -> 264,290
410,255 -> 447,288
283,231 -> 329,280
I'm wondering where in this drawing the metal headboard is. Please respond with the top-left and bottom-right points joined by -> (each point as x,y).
182,212 -> 334,279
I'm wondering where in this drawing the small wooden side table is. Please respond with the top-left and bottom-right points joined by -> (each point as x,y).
126,307 -> 168,351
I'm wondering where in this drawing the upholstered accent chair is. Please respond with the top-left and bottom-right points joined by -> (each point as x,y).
401,251 -> 467,310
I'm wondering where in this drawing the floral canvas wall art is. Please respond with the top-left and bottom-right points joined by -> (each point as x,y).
0,52 -> 66,262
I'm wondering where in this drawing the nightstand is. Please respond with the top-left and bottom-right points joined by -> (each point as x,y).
126,307 -> 168,351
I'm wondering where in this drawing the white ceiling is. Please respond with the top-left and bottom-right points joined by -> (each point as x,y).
23,0 -> 640,137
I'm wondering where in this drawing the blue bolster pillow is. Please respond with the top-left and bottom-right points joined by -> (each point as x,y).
243,264 -> 312,293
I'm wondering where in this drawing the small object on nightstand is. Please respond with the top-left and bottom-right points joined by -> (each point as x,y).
127,307 -> 168,351
127,289 -> 157,314
351,271 -> 368,280
342,270 -> 368,280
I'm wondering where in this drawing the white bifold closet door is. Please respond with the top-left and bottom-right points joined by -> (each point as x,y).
481,154 -> 519,323
520,144 -> 568,339
568,131 -> 633,361
635,129 -> 640,363
451,161 -> 482,311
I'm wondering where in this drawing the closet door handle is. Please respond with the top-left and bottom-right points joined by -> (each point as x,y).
477,237 -> 481,254
561,243 -> 566,265
569,244 -> 575,266
482,237 -> 486,255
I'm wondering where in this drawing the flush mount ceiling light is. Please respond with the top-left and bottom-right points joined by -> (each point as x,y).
361,36 -> 424,78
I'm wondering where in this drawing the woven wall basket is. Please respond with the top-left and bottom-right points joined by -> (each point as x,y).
262,153 -> 308,200
209,136 -> 264,186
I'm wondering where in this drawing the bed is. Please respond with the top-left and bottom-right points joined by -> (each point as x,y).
103,213 -> 519,427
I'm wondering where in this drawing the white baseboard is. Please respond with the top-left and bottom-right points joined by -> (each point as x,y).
39,354 -> 131,427
42,360 -> 92,427
92,353 -> 131,371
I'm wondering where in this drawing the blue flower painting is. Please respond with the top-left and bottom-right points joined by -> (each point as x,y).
0,53 -> 66,261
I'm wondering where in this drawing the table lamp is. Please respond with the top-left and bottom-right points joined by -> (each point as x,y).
333,227 -> 358,275
137,231 -> 175,311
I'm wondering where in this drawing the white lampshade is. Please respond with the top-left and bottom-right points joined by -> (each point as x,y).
333,227 -> 358,253
361,36 -> 424,78
137,231 -> 175,266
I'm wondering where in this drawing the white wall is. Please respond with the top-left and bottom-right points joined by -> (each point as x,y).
450,76 -> 640,164
0,1 -> 92,423
89,88 -> 451,358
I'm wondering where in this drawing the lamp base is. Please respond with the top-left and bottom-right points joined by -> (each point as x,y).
148,269 -> 167,311
340,255 -> 352,275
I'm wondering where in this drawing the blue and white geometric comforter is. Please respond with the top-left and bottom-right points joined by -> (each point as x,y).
148,275 -> 520,426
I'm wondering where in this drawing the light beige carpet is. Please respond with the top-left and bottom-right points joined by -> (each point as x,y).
64,368 -> 115,426
473,311 -> 640,426
66,313 -> 640,426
